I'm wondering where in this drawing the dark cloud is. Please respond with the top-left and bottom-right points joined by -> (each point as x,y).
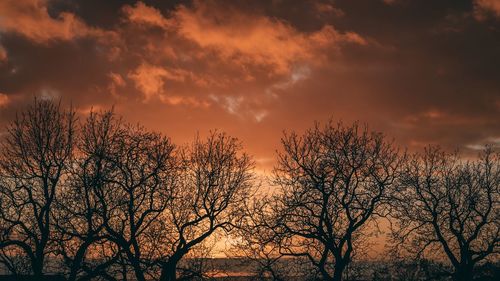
0,0 -> 498,166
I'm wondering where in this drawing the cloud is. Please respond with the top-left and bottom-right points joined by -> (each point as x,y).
466,137 -> 500,151
121,1 -> 366,78
209,95 -> 244,115
266,65 -> 311,97
39,87 -> 60,100
208,94 -> 269,122
1,0 -> 498,167
122,2 -> 172,29
314,2 -> 344,17
115,1 -> 367,119
0,46 -> 6,62
107,72 -> 126,97
0,93 -> 9,107
382,0 -> 398,5
0,0 -> 112,44
159,95 -> 210,108
474,0 -> 500,20
171,1 -> 365,75
128,63 -> 188,101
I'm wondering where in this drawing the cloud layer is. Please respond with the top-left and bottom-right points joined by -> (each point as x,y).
0,0 -> 499,171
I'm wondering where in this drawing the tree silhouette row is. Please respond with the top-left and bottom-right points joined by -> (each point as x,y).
0,100 -> 498,281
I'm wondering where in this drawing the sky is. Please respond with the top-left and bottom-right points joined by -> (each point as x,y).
0,0 -> 499,174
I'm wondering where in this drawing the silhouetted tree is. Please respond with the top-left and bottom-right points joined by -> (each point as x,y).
52,111 -> 127,281
0,99 -> 76,277
158,132 -> 254,281
251,121 -> 400,281
77,111 -> 178,281
390,147 -> 499,281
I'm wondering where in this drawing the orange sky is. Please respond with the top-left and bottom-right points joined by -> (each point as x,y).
0,0 -> 499,175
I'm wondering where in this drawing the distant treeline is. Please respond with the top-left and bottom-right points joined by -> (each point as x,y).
0,99 -> 498,281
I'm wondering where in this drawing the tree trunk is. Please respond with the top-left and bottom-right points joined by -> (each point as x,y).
32,257 -> 44,278
68,240 -> 91,281
68,263 -> 78,281
129,258 -> 146,281
453,265 -> 473,281
332,260 -> 346,281
159,262 -> 177,281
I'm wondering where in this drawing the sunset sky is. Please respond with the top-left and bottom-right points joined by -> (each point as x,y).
0,0 -> 499,174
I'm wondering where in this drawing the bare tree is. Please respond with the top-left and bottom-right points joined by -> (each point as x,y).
390,147 -> 499,281
77,111 -> 178,281
0,103 -> 255,281
254,121 -> 400,281
52,110 -> 126,281
0,99 -> 76,277
158,132 -> 254,281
